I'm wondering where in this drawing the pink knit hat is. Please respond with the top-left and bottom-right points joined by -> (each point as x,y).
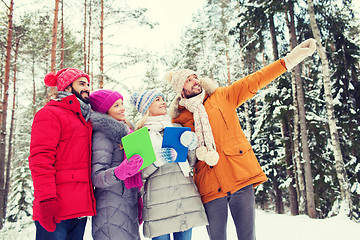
89,90 -> 123,114
164,69 -> 197,94
44,68 -> 90,91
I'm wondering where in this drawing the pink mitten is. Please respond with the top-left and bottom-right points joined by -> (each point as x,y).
138,196 -> 144,225
114,154 -> 143,180
38,198 -> 61,232
124,172 -> 143,189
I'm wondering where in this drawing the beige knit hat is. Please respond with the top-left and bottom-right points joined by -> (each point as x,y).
164,69 -> 197,94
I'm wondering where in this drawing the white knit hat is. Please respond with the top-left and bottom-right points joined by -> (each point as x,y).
164,69 -> 197,94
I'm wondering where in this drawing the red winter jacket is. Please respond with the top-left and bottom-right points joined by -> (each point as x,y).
29,94 -> 96,221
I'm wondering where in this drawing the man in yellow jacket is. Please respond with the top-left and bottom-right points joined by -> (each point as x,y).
165,39 -> 317,240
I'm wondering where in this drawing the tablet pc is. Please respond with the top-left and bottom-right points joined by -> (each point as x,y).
162,127 -> 191,162
122,127 -> 156,171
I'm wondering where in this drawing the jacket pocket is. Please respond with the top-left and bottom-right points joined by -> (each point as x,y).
223,141 -> 252,156
223,141 -> 261,180
193,161 -> 217,197
56,169 -> 89,184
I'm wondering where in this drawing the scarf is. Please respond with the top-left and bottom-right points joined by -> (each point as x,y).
144,115 -> 191,176
179,90 -> 219,166
58,91 -> 91,121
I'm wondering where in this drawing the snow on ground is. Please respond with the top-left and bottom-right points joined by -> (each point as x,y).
1,209 -> 359,240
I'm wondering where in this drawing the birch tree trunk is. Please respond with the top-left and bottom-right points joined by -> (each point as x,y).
99,0 -> 104,89
307,0 -> 352,216
0,0 -> 14,229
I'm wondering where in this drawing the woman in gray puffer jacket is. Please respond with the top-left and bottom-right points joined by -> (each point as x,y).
130,90 -> 208,240
89,90 -> 144,240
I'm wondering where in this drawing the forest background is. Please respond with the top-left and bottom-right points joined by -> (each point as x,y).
0,0 -> 359,233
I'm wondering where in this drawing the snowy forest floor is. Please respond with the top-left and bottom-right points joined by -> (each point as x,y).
1,209 -> 359,239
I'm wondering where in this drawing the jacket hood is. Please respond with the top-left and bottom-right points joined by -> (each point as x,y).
169,77 -> 218,118
90,111 -> 132,144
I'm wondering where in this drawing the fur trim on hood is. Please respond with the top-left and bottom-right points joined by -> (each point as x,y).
90,111 -> 132,144
168,77 -> 218,119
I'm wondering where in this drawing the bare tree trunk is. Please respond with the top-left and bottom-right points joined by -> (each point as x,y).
237,29 -> 260,140
87,0 -> 92,75
4,38 -> 20,221
286,2 -> 316,218
99,0 -> 104,89
307,0 -> 352,216
51,0 -> 59,72
284,9 -> 306,216
47,0 -> 60,101
32,58 -> 37,115
282,117 -> 299,215
269,14 -> 279,60
269,12 -> 298,215
273,171 -> 284,214
0,0 -> 14,229
84,0 -> 87,73
60,0 -> 64,69
226,49 -> 231,85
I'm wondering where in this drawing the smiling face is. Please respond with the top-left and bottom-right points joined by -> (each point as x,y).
65,77 -> 91,103
107,98 -> 126,121
181,74 -> 202,99
148,96 -> 167,117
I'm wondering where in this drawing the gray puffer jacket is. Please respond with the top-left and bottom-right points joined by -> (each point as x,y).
141,122 -> 208,238
90,112 -> 141,240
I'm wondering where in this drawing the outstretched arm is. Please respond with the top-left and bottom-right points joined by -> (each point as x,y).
222,38 -> 317,108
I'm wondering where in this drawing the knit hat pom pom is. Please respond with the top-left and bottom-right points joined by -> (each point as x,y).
196,146 -> 208,161
130,92 -> 140,107
164,71 -> 174,84
205,150 -> 219,166
44,72 -> 57,87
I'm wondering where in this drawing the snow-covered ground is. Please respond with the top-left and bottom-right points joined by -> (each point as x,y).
1,209 -> 359,239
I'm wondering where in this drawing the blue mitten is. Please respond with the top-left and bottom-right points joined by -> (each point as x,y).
153,147 -> 177,167
180,131 -> 198,151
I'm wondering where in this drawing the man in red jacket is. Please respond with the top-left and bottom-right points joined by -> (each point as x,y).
166,39 -> 317,240
28,68 -> 96,240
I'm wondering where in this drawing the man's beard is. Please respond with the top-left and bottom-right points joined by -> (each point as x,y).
72,88 -> 90,104
183,86 -> 202,99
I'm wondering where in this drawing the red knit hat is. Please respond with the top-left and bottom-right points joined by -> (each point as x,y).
44,68 -> 90,91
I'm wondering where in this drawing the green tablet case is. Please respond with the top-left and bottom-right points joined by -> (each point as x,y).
122,127 -> 156,171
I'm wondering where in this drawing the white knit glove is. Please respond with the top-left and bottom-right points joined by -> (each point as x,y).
153,147 -> 177,167
283,38 -> 317,70
180,131 -> 198,151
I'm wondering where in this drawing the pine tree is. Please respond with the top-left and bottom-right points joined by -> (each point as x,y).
0,0 -> 14,229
